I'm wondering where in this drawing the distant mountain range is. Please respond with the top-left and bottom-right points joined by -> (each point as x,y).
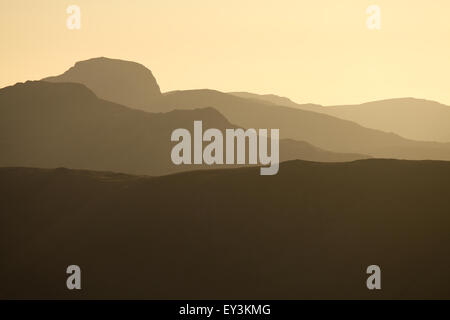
2,160 -> 450,299
41,57 -> 450,161
231,92 -> 450,143
0,81 -> 365,176
162,89 -> 450,159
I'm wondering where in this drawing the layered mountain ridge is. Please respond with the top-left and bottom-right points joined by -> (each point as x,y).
0,81 -> 366,176
42,57 -> 450,160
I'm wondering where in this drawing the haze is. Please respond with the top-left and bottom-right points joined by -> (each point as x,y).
1,0 -> 450,105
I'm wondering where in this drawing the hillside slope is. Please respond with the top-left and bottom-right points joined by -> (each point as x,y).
1,160 -> 450,299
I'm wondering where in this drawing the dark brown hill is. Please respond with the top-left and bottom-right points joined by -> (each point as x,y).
1,159 -> 450,299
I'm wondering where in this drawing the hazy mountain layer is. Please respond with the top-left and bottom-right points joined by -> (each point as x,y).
164,89 -> 450,160
43,57 -> 450,159
231,92 -> 450,143
1,159 -> 450,299
230,91 -> 321,110
322,98 -> 450,143
0,81 -> 366,176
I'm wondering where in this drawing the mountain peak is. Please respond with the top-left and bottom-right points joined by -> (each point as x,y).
43,57 -> 162,111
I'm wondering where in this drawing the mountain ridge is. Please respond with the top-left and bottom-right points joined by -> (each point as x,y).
231,92 -> 450,142
0,81 -> 367,175
34,57 -> 450,158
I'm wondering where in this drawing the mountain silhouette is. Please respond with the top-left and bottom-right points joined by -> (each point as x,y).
164,89 -> 450,160
0,81 -> 366,175
319,98 -> 450,143
43,57 -> 162,111
1,159 -> 450,299
42,57 -> 450,159
232,92 -> 450,143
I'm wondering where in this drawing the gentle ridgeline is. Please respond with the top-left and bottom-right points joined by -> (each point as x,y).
1,159 -> 450,299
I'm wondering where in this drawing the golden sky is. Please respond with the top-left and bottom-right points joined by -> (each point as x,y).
1,0 -> 450,105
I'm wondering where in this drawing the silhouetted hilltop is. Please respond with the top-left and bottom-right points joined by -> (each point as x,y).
43,57 -> 162,111
1,159 -> 450,299
0,81 -> 365,175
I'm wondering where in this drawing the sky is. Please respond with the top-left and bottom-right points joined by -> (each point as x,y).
1,0 -> 450,106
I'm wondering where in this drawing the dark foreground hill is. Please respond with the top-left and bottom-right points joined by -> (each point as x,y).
1,159 -> 450,299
